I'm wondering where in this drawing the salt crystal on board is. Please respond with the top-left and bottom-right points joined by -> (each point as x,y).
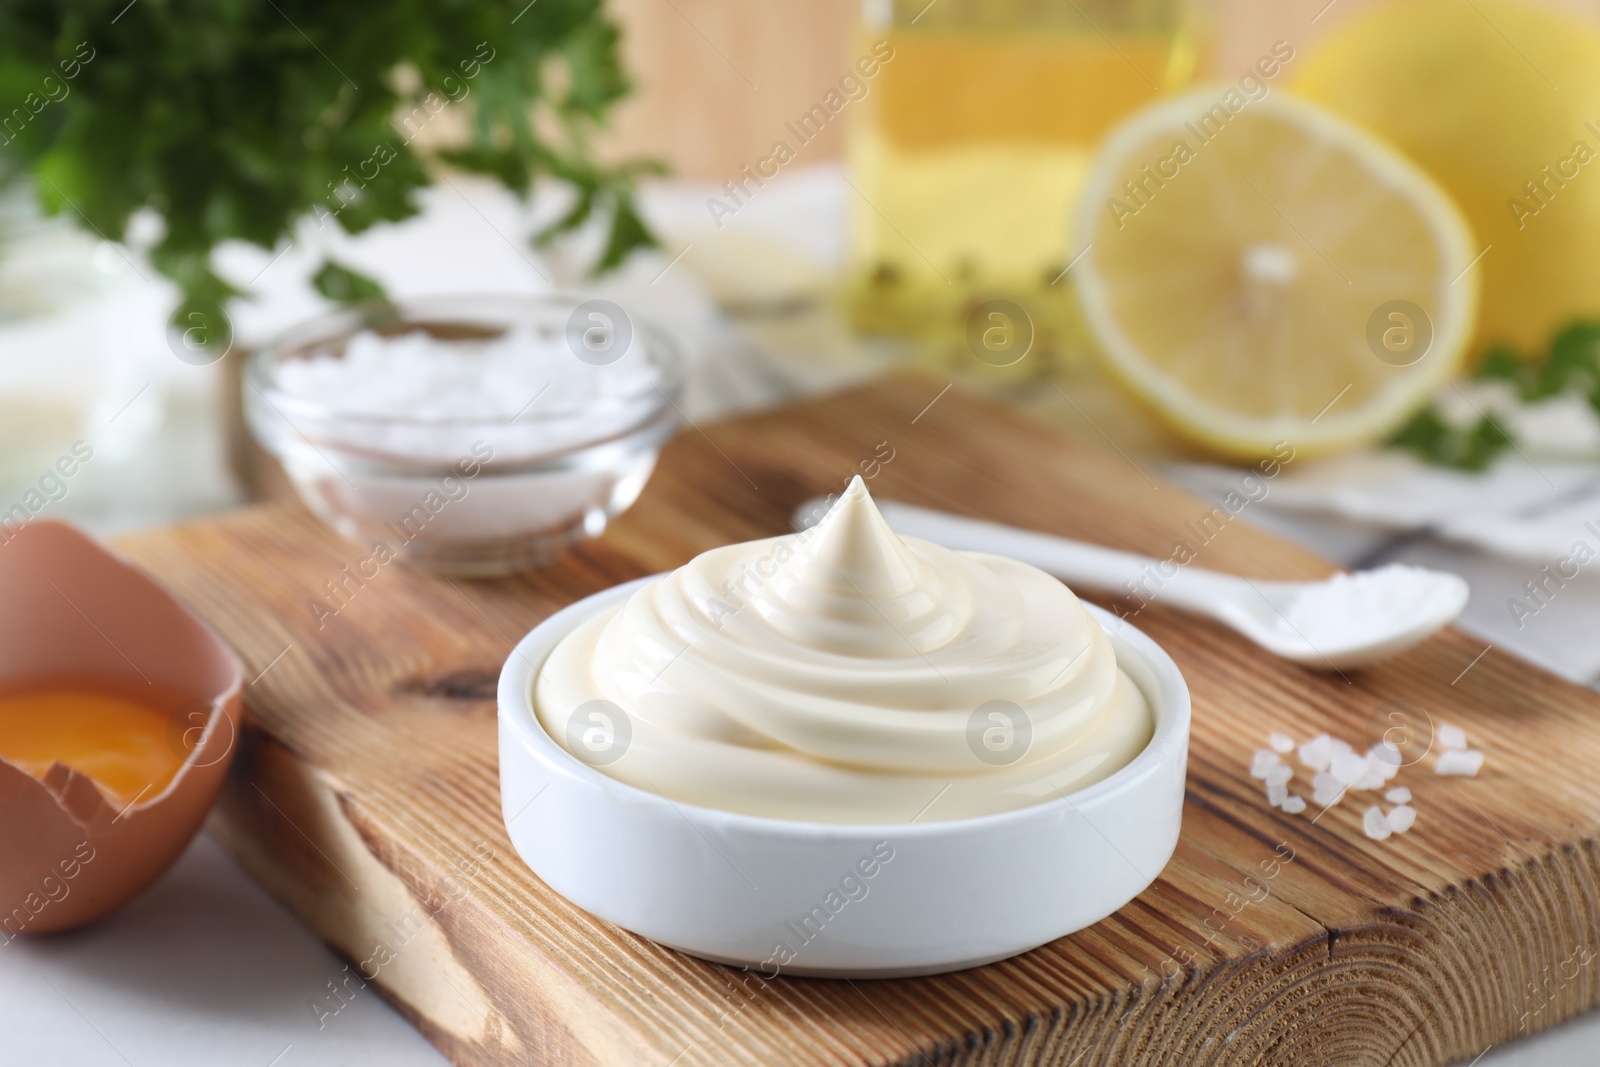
1436,748 -> 1484,776
1437,723 -> 1468,750
1387,805 -> 1417,833
1268,732 -> 1296,754
1363,806 -> 1393,841
1368,742 -> 1402,778
1281,795 -> 1307,814
1298,734 -> 1334,771
1250,750 -> 1281,778
1385,786 -> 1412,804
1353,760 -> 1389,791
1312,772 -> 1344,808
1330,749 -> 1368,785
1264,765 -> 1293,788
1266,781 -> 1289,807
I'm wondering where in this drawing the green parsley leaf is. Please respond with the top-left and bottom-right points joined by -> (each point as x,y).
0,1 -> 662,314
1389,319 -> 1600,468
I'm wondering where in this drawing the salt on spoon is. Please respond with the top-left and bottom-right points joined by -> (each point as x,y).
1268,567 -> 1467,659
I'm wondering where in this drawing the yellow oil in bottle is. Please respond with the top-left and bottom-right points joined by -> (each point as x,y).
847,0 -> 1203,373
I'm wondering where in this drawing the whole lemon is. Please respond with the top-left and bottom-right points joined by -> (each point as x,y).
1295,0 -> 1600,355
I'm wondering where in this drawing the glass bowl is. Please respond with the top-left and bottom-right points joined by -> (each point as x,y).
244,294 -> 682,576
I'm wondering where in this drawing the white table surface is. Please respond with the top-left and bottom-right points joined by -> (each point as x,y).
3,167 -> 1597,1065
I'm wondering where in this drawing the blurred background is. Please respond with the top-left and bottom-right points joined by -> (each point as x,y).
7,0 -> 1600,1062
8,0 -> 1600,672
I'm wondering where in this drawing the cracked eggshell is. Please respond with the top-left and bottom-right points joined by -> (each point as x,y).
0,521 -> 242,935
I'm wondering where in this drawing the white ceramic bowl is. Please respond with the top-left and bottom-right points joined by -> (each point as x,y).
498,576 -> 1189,978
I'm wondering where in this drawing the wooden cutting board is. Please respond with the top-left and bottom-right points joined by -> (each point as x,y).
116,377 -> 1600,1067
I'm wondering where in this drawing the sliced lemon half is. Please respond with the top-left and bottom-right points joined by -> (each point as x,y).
1071,89 -> 1479,459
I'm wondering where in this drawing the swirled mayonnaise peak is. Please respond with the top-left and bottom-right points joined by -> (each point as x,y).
535,477 -> 1153,824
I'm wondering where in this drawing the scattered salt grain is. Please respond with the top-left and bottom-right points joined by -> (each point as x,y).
1298,734 -> 1334,771
1353,760 -> 1391,791
1362,806 -> 1393,841
1312,772 -> 1344,808
1329,748 -> 1369,786
1259,721 -> 1480,824
1367,742 -> 1402,777
1436,748 -> 1485,777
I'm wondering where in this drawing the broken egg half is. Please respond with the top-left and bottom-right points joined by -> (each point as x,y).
0,521 -> 242,935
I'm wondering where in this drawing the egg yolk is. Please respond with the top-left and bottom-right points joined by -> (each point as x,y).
0,687 -> 188,804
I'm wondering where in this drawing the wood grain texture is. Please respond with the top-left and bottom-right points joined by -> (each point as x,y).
116,377 -> 1600,1066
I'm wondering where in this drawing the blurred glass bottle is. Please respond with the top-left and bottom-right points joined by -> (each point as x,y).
847,0 -> 1208,374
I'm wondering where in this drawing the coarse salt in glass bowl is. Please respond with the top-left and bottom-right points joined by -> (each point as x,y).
244,294 -> 681,575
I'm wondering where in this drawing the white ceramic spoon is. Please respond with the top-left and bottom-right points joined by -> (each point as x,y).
793,496 -> 1468,671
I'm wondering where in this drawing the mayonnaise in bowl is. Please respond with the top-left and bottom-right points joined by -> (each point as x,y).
534,477 -> 1154,824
